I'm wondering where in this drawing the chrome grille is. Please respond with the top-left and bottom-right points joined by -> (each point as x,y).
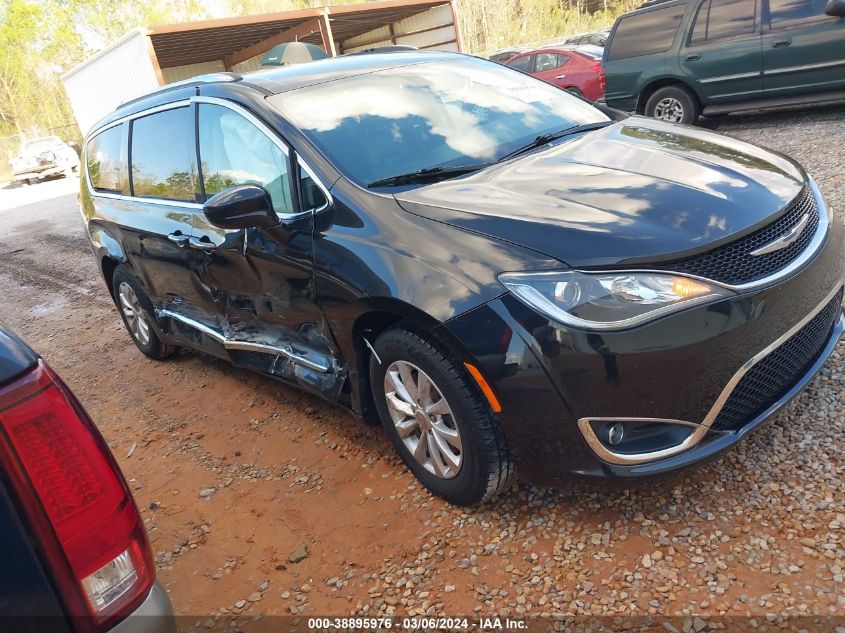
711,290 -> 842,432
660,188 -> 819,286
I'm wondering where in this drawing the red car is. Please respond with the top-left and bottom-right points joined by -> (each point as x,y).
504,46 -> 606,101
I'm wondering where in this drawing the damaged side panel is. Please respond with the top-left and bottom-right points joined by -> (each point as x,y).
157,304 -> 347,401
158,212 -> 347,401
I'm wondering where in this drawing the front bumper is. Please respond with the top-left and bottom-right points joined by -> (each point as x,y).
14,163 -> 62,181
443,198 -> 845,484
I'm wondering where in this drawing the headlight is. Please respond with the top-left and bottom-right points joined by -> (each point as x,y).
498,270 -> 734,330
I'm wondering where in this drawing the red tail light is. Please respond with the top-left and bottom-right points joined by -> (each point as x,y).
0,361 -> 154,632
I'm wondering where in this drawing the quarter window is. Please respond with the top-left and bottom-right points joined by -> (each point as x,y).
691,0 -> 756,42
768,0 -> 829,25
130,107 -> 198,202
607,4 -> 688,60
86,124 -> 126,194
197,104 -> 294,216
299,167 -> 328,211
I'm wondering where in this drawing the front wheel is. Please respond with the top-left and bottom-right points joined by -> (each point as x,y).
645,85 -> 700,125
370,326 -> 514,506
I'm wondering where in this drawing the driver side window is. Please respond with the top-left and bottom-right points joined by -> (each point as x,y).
197,104 -> 294,216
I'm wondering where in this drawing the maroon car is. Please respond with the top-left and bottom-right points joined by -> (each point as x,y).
505,45 -> 606,101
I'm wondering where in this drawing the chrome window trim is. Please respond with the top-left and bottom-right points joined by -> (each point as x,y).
84,100 -> 200,207
85,95 -> 334,213
158,309 -> 329,373
192,96 -> 334,213
578,282 -> 845,465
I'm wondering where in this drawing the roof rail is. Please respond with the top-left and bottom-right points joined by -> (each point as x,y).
118,72 -> 242,109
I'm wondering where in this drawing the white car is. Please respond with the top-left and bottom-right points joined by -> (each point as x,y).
12,135 -> 80,185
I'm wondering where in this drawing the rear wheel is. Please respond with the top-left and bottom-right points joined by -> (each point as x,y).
112,266 -> 176,360
565,87 -> 584,98
370,326 -> 514,506
645,85 -> 700,125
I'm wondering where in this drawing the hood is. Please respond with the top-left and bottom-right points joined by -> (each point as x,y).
395,117 -> 806,268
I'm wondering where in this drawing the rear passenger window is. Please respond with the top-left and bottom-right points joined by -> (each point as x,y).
690,0 -> 756,42
86,124 -> 126,194
507,55 -> 533,72
198,104 -> 294,216
130,107 -> 197,202
534,53 -> 559,72
769,0 -> 829,26
607,4 -> 688,60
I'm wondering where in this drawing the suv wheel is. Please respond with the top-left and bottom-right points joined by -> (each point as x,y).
645,85 -> 700,124
370,326 -> 514,506
112,266 -> 176,360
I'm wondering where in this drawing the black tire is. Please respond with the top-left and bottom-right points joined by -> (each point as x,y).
370,326 -> 514,506
565,87 -> 584,98
644,85 -> 700,125
112,266 -> 176,360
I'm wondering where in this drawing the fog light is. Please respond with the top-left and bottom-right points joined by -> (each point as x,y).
607,423 -> 624,446
578,417 -> 701,465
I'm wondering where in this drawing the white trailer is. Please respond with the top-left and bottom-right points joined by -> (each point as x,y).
62,0 -> 463,134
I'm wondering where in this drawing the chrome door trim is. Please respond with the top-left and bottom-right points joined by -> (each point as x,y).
158,309 -> 329,373
578,282 -> 845,465
699,71 -> 762,84
764,59 -> 845,76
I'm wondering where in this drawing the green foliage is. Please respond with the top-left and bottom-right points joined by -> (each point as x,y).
459,0 -> 640,55
0,0 -> 639,150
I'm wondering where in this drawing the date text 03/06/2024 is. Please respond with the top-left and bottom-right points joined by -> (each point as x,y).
306,617 -> 528,630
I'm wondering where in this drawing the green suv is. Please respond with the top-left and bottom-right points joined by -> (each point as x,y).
603,0 -> 845,123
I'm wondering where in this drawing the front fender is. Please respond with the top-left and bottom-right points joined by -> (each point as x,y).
313,178 -> 559,416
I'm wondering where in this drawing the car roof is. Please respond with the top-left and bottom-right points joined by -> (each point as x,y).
96,51 -> 461,133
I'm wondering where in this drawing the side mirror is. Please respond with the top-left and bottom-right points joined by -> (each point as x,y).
203,184 -> 280,230
826,0 -> 845,15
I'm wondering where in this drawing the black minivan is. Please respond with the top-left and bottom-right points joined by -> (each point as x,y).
81,53 -> 844,506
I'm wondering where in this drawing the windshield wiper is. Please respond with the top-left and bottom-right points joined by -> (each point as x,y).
367,164 -> 490,189
497,121 -> 612,162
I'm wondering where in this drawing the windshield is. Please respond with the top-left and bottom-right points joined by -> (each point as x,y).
268,57 -> 609,187
22,137 -> 60,154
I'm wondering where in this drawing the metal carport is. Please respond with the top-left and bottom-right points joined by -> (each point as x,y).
62,0 -> 462,132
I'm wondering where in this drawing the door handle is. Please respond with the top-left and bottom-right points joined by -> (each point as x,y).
555,74 -> 567,79
167,232 -> 190,247
685,53 -> 701,61
773,39 -> 792,47
188,236 -> 217,251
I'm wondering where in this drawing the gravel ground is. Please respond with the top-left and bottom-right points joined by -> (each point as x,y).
0,105 -> 843,632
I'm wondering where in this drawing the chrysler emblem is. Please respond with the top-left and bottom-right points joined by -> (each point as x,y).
749,213 -> 811,257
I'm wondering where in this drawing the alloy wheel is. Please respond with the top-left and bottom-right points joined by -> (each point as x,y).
118,282 -> 151,346
654,97 -> 685,123
383,360 -> 462,479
